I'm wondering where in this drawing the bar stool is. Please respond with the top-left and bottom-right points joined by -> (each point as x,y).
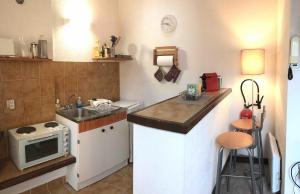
231,106 -> 266,177
215,131 -> 256,194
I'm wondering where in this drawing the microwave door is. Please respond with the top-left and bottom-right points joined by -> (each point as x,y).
20,133 -> 63,169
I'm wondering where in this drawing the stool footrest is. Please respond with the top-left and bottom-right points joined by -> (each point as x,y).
221,174 -> 251,179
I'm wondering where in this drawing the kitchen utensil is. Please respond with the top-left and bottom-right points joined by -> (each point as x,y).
30,42 -> 38,58
38,35 -> 48,59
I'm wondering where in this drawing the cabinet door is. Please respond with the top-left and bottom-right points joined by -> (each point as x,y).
104,120 -> 129,169
78,128 -> 108,182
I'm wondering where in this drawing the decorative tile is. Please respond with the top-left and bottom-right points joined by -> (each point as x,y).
65,76 -> 78,94
65,62 -> 77,77
77,63 -> 91,78
40,61 -> 64,79
23,98 -> 42,125
55,76 -> 65,105
41,78 -> 55,97
41,96 -> 56,122
0,60 -> 120,157
22,79 -> 41,101
1,113 -> 24,130
0,130 -> 8,159
2,81 -> 23,99
0,62 -> 22,81
21,62 -> 39,79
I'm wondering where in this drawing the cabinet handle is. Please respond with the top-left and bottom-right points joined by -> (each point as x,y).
110,126 -> 114,130
102,129 -> 105,133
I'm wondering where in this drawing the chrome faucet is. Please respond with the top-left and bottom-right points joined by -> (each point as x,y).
65,94 -> 77,110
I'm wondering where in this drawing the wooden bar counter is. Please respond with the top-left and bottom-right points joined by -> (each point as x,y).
127,88 -> 232,194
128,88 -> 232,133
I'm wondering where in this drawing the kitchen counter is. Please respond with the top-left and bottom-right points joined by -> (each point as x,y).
0,155 -> 76,191
56,106 -> 127,123
128,88 -> 232,134
130,88 -> 232,194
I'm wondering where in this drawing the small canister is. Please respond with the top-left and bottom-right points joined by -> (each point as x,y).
30,42 -> 38,58
38,35 -> 48,59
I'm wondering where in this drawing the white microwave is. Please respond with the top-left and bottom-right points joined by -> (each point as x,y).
8,122 -> 69,170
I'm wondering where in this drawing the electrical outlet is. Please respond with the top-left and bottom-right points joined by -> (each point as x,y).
6,99 -> 15,110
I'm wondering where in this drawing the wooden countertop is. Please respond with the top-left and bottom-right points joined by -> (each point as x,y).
0,155 -> 76,190
127,88 -> 232,134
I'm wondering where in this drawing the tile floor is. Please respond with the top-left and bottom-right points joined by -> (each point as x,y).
21,165 -> 132,194
22,162 -> 273,194
218,162 -> 273,194
57,165 -> 133,194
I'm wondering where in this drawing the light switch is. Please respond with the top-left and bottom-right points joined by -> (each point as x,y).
6,99 -> 15,110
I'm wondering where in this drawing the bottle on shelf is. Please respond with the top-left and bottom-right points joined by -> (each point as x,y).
93,40 -> 101,59
18,36 -> 27,57
38,35 -> 48,59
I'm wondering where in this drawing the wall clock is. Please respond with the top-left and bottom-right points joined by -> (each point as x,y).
161,15 -> 177,33
16,0 -> 24,4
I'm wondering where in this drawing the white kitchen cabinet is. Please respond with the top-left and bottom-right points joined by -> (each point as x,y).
104,120 -> 129,169
56,113 -> 129,191
78,120 -> 129,183
78,127 -> 106,183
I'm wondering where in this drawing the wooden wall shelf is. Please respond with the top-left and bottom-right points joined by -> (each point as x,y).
0,57 -> 52,62
92,55 -> 133,63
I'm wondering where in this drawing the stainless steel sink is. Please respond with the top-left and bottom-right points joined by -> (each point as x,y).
57,106 -> 121,122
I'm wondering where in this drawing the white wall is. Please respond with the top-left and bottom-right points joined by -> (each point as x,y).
0,0 -> 120,62
118,0 -> 277,152
0,0 -> 52,57
275,0 -> 290,192
281,0 -> 300,193
52,0 -> 120,62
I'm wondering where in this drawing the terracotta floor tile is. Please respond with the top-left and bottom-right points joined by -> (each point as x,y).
21,166 -> 133,194
67,165 -> 133,194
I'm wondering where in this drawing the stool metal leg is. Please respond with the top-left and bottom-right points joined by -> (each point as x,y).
247,149 -> 256,194
259,130 -> 265,176
216,147 -> 224,194
233,149 -> 237,170
258,131 -> 264,194
256,131 -> 262,177
226,150 -> 234,192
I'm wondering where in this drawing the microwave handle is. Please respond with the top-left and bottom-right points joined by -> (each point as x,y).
28,134 -> 58,143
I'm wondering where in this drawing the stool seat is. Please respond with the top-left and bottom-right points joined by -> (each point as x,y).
231,119 -> 258,131
216,131 -> 253,149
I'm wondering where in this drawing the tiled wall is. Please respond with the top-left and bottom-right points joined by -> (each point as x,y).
0,61 -> 120,158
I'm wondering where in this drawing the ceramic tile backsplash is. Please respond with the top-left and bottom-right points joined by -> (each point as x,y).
0,61 -> 120,158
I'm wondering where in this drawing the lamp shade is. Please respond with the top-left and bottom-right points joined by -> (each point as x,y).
241,49 -> 265,75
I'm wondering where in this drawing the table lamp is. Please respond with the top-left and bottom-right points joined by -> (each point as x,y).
240,49 -> 265,118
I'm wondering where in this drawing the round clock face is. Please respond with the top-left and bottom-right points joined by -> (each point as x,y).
161,15 -> 177,33
16,0 -> 24,4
